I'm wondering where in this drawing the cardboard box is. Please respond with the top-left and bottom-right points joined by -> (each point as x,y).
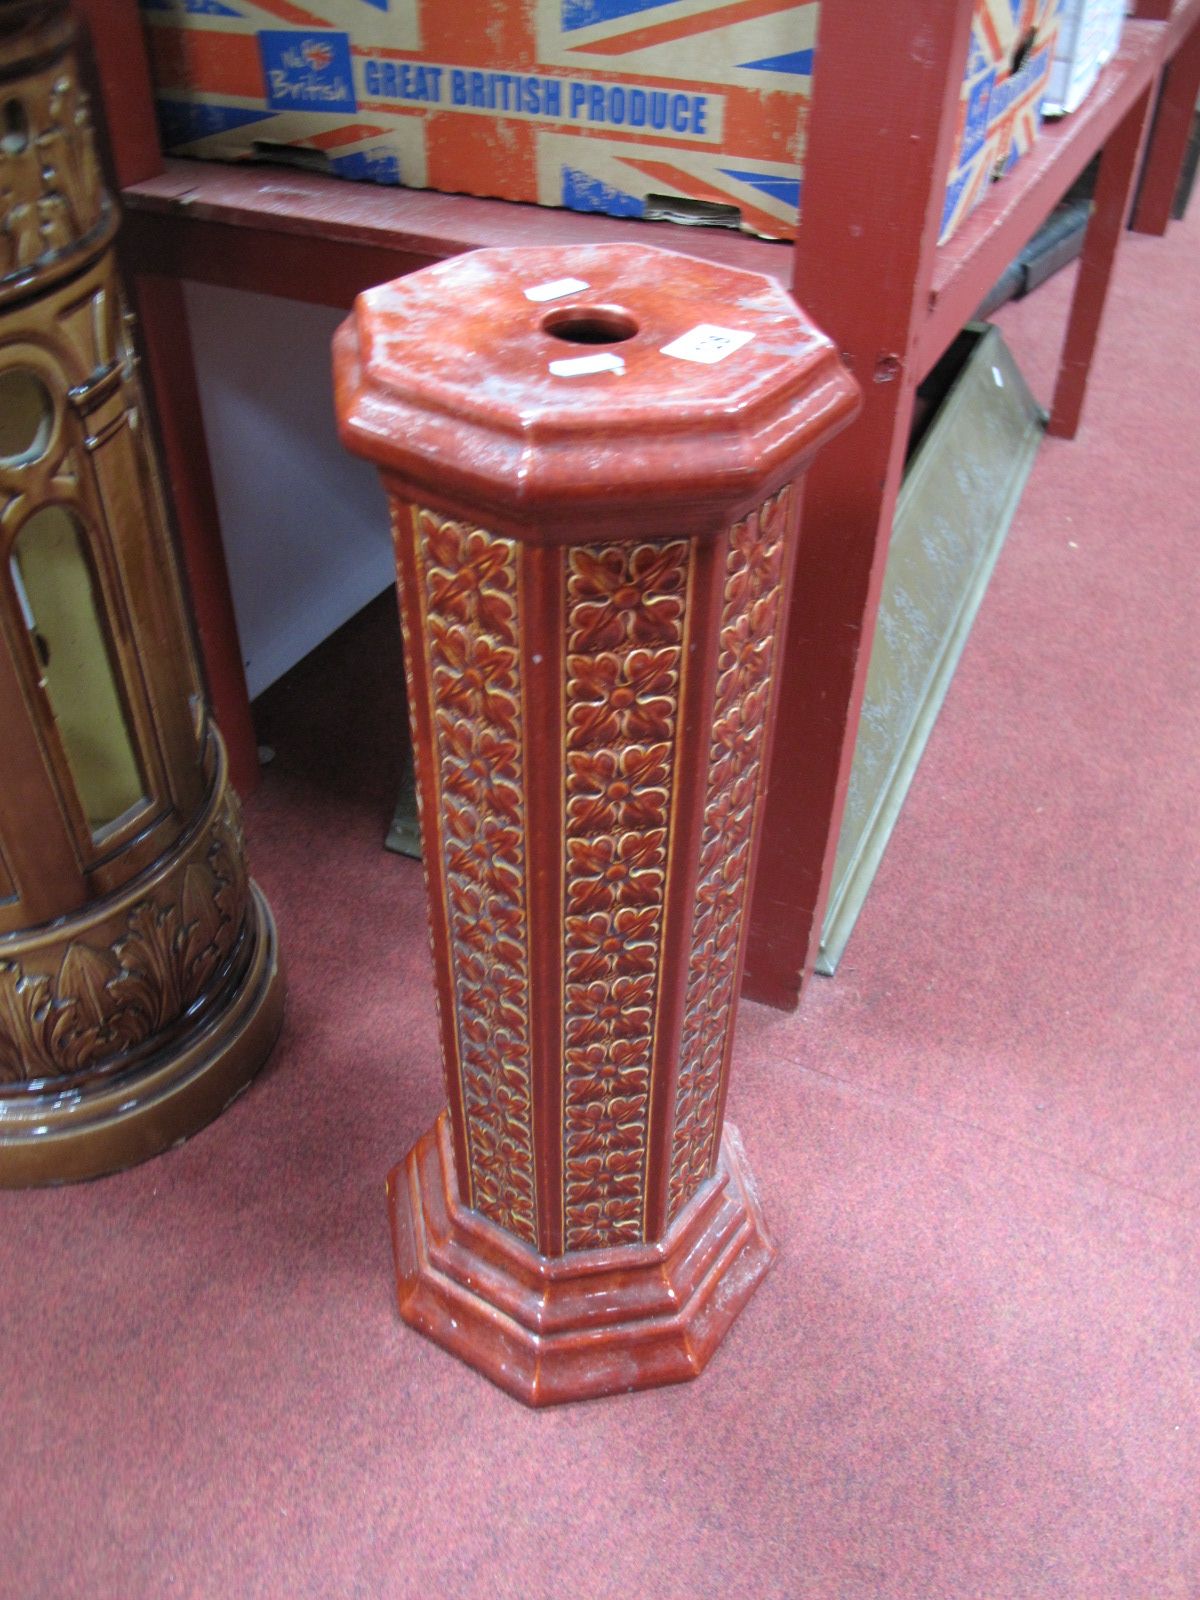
1043,0 -> 1124,116
941,0 -> 1061,244
138,0 -> 816,241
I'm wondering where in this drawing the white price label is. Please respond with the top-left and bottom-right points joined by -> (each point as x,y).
524,277 -> 590,303
548,352 -> 626,377
660,324 -> 755,365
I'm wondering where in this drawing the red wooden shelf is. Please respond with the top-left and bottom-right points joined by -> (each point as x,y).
923,19 -> 1165,373
122,158 -> 791,309
1162,0 -> 1200,50
743,0 -> 1200,1007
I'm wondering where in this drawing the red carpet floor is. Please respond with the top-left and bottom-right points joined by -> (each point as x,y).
3,202 -> 1197,1599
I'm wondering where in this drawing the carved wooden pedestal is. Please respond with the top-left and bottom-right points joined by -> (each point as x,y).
336,243 -> 859,1404
0,1 -> 283,1184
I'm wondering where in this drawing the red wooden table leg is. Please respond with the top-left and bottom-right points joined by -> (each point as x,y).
1131,19 -> 1200,235
743,0 -> 974,1010
335,244 -> 858,1404
1050,82 -> 1156,439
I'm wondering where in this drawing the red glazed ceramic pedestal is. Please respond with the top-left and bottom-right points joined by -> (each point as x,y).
335,243 -> 859,1405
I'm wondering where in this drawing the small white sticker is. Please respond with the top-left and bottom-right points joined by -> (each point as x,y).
548,352 -> 626,377
524,277 -> 590,303
992,365 -> 1005,388
660,324 -> 754,365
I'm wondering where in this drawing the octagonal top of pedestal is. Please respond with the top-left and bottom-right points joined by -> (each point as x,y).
334,243 -> 859,529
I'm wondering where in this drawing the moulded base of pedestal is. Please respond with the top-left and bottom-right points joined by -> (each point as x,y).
0,886 -> 283,1187
386,1111 -> 776,1407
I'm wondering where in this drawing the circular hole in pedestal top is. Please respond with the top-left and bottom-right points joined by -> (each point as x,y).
541,305 -> 639,345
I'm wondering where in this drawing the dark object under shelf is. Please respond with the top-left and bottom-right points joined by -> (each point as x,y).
977,105 -> 1197,320
1173,107 -> 1200,216
975,165 -> 1098,317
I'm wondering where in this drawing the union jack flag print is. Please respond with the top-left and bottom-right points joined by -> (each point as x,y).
941,0 -> 1060,243
140,0 -> 814,239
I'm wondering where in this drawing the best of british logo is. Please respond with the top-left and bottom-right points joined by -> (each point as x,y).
259,30 -> 358,113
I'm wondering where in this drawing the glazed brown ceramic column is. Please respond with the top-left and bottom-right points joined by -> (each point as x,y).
335,243 -> 859,1404
0,0 -> 283,1183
